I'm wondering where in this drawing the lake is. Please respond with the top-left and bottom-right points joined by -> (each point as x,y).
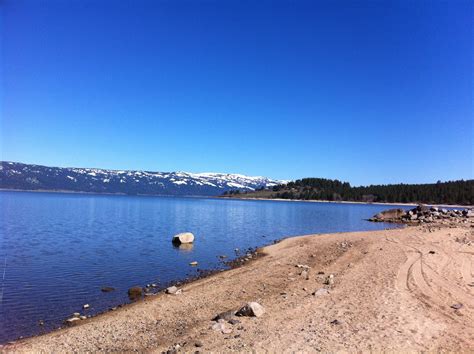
0,191 -> 405,343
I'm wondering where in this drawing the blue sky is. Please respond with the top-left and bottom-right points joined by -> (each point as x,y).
2,0 -> 472,185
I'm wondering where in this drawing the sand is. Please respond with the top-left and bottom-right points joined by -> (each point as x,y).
3,221 -> 473,352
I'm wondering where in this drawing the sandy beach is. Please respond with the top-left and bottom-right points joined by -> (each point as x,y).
3,220 -> 473,352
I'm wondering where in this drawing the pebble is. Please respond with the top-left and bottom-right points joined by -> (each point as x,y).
166,286 -> 182,295
83,304 -> 90,309
313,288 -> 329,296
189,261 -> 198,266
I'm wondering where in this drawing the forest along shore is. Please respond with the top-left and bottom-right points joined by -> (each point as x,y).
3,219 -> 473,352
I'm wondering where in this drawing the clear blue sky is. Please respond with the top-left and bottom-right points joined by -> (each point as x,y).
2,0 -> 472,185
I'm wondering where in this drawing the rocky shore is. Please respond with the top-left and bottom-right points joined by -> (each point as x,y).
3,219 -> 473,352
370,204 -> 473,224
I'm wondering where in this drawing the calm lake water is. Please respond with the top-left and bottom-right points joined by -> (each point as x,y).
0,191 -> 406,343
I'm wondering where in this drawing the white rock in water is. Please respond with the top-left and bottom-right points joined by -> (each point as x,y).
172,232 -> 195,244
236,302 -> 265,317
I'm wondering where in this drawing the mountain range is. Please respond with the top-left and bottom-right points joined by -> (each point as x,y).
0,161 -> 283,196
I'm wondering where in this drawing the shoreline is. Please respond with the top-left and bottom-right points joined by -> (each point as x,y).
4,220 -> 473,352
1,188 -> 471,208
219,195 -> 472,209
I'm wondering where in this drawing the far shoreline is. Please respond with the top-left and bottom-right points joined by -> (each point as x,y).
1,188 -> 471,209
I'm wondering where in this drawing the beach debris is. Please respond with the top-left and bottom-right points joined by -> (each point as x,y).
101,286 -> 115,293
236,302 -> 265,317
165,286 -> 182,295
83,304 -> 90,309
324,274 -> 335,286
172,232 -> 195,244
213,310 -> 235,322
127,286 -> 143,299
189,261 -> 198,266
312,288 -> 330,297
451,303 -> 463,310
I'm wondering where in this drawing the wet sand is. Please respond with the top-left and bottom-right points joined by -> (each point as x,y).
3,221 -> 473,352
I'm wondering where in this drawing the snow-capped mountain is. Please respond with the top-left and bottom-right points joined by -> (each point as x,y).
0,161 -> 284,196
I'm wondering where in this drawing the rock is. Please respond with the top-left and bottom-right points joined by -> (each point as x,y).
212,321 -> 232,334
128,286 -> 143,299
451,303 -> 463,310
213,310 -> 235,321
83,304 -> 90,309
189,261 -> 198,266
372,208 -> 406,221
166,286 -> 182,295
73,312 -> 81,317
416,204 -> 429,212
65,317 -> 81,326
236,302 -> 265,317
172,232 -> 195,244
324,274 -> 335,285
441,208 -> 448,214
430,206 -> 439,212
194,341 -> 203,347
101,286 -> 115,293
330,319 -> 342,325
296,264 -> 310,269
428,250 -> 436,254
80,316 -> 87,320
301,269 -> 309,280
228,319 -> 240,325
312,288 -> 329,296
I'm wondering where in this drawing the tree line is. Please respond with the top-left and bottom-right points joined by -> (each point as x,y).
223,178 -> 474,205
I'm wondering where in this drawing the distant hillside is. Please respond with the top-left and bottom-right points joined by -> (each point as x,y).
0,161 -> 281,196
223,178 -> 474,205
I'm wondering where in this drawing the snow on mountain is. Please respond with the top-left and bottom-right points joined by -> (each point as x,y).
0,161 -> 284,196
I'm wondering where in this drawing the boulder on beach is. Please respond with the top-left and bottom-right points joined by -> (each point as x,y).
236,302 -> 265,317
172,232 -> 195,244
165,286 -> 182,295
371,208 -> 406,221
